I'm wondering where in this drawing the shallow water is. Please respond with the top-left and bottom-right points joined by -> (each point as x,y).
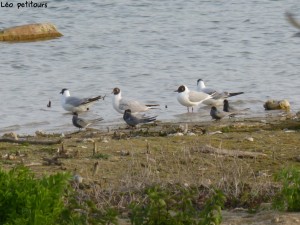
1,0 -> 300,135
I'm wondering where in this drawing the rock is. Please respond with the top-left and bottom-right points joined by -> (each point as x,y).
0,23 -> 63,41
82,138 -> 94,143
168,132 -> 184,137
208,131 -> 222,135
264,99 -> 290,111
102,137 -> 109,143
294,156 -> 300,162
245,137 -> 254,142
2,132 -> 18,140
73,174 -> 83,184
35,130 -> 47,137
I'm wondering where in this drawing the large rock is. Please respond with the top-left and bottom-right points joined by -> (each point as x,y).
0,23 -> 63,41
264,99 -> 290,111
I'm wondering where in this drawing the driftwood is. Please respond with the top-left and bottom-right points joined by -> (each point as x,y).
0,138 -> 62,145
197,145 -> 267,158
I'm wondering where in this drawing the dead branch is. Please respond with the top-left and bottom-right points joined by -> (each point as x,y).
0,138 -> 62,145
197,145 -> 267,158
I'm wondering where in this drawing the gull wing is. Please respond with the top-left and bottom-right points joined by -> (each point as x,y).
119,98 -> 148,112
188,91 -> 212,103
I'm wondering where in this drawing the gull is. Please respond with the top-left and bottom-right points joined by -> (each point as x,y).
197,79 -> 244,106
72,112 -> 103,130
60,88 -> 103,113
175,85 -> 214,112
123,109 -> 157,127
112,87 -> 159,114
210,106 -> 236,120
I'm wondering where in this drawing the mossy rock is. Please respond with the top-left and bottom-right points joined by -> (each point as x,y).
0,23 -> 63,41
263,99 -> 290,111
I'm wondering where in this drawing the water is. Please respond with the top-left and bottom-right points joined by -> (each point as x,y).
1,0 -> 300,135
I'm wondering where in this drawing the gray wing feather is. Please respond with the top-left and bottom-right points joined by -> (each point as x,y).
65,97 -> 87,107
119,98 -> 147,112
201,87 -> 217,95
188,91 -> 211,103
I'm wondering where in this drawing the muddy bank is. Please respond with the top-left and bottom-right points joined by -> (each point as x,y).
1,114 -> 300,223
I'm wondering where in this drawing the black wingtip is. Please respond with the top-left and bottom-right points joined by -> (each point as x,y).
228,92 -> 244,97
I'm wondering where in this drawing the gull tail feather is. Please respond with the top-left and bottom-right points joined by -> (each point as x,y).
228,92 -> 244,97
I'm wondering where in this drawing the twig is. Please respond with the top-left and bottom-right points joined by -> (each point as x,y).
197,145 -> 267,158
0,138 -> 62,145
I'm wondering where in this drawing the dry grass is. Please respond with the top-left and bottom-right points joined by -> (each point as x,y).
1,117 -> 300,212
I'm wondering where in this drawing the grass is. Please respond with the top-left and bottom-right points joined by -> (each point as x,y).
1,117 -> 300,223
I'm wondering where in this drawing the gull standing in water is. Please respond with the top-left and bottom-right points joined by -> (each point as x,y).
175,85 -> 214,112
197,79 -> 244,106
60,88 -> 103,113
112,87 -> 159,114
72,112 -> 103,130
123,109 -> 157,127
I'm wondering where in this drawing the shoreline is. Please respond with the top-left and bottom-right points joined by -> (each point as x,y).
1,113 -> 300,224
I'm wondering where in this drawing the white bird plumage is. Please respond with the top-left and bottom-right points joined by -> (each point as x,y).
197,79 -> 244,106
175,85 -> 214,112
60,88 -> 103,113
112,87 -> 159,114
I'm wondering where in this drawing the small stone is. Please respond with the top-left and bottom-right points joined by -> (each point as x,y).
102,137 -> 109,143
83,138 -> 94,143
208,131 -> 222,135
73,174 -> 83,184
294,156 -> 300,162
271,217 -> 281,223
35,130 -> 47,137
245,137 -> 254,142
120,150 -> 130,156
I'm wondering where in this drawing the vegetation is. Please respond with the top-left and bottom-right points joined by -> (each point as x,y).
129,186 -> 225,225
1,118 -> 300,223
273,167 -> 300,212
0,166 -> 70,225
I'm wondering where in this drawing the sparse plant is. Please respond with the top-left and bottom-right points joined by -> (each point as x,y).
272,167 -> 300,211
129,185 -> 225,225
93,153 -> 110,159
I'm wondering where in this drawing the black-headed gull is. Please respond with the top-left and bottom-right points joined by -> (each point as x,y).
175,85 -> 214,112
60,88 -> 103,112
197,79 -> 244,106
112,87 -> 159,114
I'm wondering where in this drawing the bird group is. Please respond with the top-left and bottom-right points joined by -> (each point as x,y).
60,79 -> 245,130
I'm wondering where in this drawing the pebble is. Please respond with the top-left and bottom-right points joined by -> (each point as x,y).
83,138 -> 94,143
208,131 -> 222,135
102,137 -> 109,143
168,132 -> 184,137
245,137 -> 254,142
73,174 -> 83,184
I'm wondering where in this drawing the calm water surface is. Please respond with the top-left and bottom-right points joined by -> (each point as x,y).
1,0 -> 300,135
